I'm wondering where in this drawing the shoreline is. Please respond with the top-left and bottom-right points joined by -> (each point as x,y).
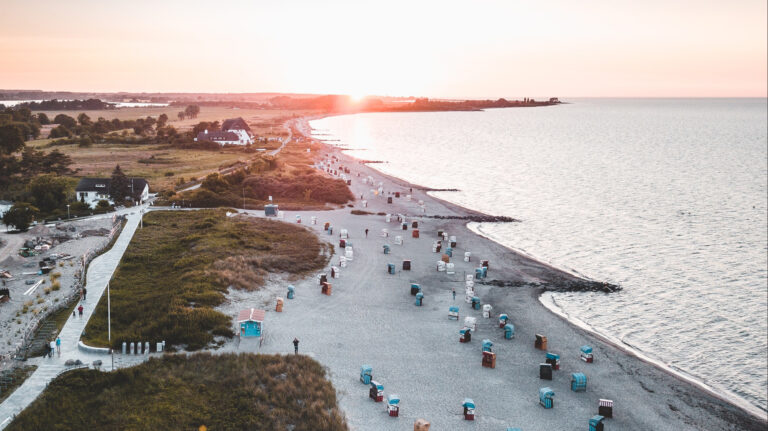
296,114 -> 768,423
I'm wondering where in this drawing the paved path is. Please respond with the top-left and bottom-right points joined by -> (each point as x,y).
0,209 -> 147,429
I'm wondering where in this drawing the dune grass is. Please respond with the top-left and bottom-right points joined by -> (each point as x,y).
82,210 -> 329,350
6,353 -> 347,431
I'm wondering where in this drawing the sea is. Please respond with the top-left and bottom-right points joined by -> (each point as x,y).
309,98 -> 768,415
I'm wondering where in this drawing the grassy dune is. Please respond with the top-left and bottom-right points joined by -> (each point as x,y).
82,210 -> 329,350
6,353 -> 347,431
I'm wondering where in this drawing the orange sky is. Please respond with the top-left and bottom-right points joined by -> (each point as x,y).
0,0 -> 766,98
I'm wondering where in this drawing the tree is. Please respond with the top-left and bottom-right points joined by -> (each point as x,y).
0,124 -> 25,154
77,113 -> 92,126
2,202 -> 38,231
157,113 -> 168,128
28,174 -> 69,213
184,105 -> 200,119
201,173 -> 229,193
53,114 -> 77,129
48,125 -> 72,139
109,164 -> 129,202
36,113 -> 51,125
177,112 -> 186,121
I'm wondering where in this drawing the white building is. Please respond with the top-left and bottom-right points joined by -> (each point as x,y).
75,178 -> 149,207
0,200 -> 12,218
194,117 -> 254,146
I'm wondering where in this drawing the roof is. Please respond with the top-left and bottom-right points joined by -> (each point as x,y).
75,178 -> 149,197
197,131 -> 240,142
237,308 -> 265,323
221,117 -> 251,132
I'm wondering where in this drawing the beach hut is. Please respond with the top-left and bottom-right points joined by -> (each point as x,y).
539,387 -> 555,409
481,260 -> 489,269
362,200 -> 368,207
545,352 -> 561,370
598,399 -> 613,418
369,381 -> 384,402
401,222 -> 408,230
345,247 -> 354,261
449,236 -> 457,247
340,228 -> 348,238
387,394 -> 400,417
459,327 -> 472,343
436,261 -> 446,272
462,398 -> 476,420
275,297 -> 284,312
482,303 -> 493,318
324,222 -> 330,231
504,324 -> 515,339
287,285 -> 295,299
264,204 -> 278,217
237,308 -> 265,337
328,226 -> 333,235
464,251 -> 471,262
311,216 -> 317,225
482,351 -> 496,368
412,221 -> 418,228
445,247 -> 452,257
446,262 -> 455,274
321,282 -> 332,295
295,215 -> 302,224
441,254 -> 450,263
360,365 -> 372,384
386,214 -> 392,222
319,273 -> 328,285
498,313 -> 509,327
482,339 -> 493,352
571,373 -> 587,392
387,197 -> 393,204
475,268 -> 484,280
471,296 -> 481,310
414,419 -> 430,431
412,229 -> 420,238
535,334 -> 548,350
387,263 -> 396,275
437,229 -> 444,238
540,363 -> 553,380
331,266 -> 340,278
410,283 -> 421,295
581,345 -> 594,363
464,316 -> 477,331
589,415 -> 605,431
415,292 -> 424,306
395,235 -> 403,245
383,244 -> 391,254
340,256 -> 347,268
382,228 -> 389,238
448,306 -> 459,320
402,260 -> 411,270
339,239 -> 346,248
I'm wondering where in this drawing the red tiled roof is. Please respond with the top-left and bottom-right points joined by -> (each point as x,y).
237,308 -> 265,322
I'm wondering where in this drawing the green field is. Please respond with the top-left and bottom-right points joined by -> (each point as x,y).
6,353 -> 347,431
83,210 -> 329,350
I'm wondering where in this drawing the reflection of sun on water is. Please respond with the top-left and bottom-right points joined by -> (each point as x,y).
348,93 -> 366,103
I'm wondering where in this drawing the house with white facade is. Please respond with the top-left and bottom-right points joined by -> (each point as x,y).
0,200 -> 12,218
75,178 -> 149,207
194,117 -> 254,146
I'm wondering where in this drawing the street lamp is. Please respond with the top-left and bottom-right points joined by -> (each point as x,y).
67,204 -> 70,219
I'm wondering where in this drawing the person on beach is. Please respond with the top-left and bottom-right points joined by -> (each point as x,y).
78,304 -> 84,317
452,289 -> 456,300
365,229 -> 369,238
293,338 -> 299,354
55,337 -> 61,356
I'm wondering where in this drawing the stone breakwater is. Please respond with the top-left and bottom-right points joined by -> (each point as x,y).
423,214 -> 520,223
480,279 -> 622,293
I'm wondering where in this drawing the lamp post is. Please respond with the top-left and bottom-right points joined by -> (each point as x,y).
242,186 -> 246,210
67,204 -> 70,219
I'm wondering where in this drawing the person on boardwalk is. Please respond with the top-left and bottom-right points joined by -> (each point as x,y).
293,338 -> 299,355
78,304 -> 84,317
49,341 -> 55,358
55,337 -> 61,357
452,289 -> 456,301
82,287 -> 87,300
365,228 -> 369,238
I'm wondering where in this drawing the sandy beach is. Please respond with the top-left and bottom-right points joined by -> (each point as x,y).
208,117 -> 768,431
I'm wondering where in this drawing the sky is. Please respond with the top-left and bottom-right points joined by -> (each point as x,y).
0,0 -> 765,98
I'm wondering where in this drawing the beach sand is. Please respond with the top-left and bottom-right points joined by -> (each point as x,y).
215,119 -> 767,431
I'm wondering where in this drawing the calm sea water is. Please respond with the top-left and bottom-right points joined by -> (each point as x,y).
310,99 -> 768,414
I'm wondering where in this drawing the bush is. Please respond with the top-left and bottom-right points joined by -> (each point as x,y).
7,354 -> 347,431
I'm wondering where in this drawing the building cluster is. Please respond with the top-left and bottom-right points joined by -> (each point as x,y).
194,117 -> 254,146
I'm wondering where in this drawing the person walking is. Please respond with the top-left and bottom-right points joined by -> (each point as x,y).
55,336 -> 61,357
365,228 -> 369,238
293,338 -> 299,355
78,304 -> 84,317
452,288 -> 456,301
49,340 -> 55,358
82,287 -> 87,301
